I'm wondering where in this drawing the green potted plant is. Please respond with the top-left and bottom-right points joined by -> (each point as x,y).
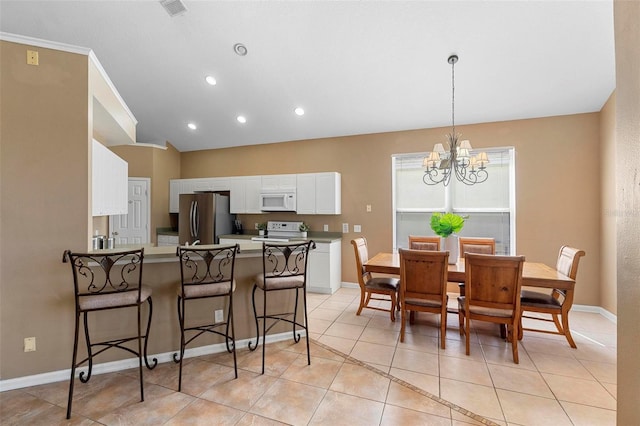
257,222 -> 267,236
299,222 -> 310,238
430,212 -> 466,264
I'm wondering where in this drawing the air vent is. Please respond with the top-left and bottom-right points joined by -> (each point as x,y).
160,0 -> 187,17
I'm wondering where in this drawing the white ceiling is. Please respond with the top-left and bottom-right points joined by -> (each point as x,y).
0,1 -> 615,152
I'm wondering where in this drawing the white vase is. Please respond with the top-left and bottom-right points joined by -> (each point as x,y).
443,234 -> 459,264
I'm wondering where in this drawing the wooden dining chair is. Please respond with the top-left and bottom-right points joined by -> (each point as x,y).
459,237 -> 496,257
518,245 -> 585,348
351,238 -> 400,321
408,235 -> 441,251
458,253 -> 525,363
399,249 -> 449,348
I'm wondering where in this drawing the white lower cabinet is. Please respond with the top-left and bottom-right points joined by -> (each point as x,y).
308,240 -> 341,294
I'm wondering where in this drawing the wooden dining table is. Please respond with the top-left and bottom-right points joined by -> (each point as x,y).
364,252 -> 575,338
364,252 -> 575,290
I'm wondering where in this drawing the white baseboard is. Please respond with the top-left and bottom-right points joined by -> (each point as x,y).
0,331 -> 301,392
573,304 -> 617,323
340,281 -> 359,289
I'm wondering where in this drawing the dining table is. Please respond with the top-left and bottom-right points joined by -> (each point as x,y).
364,252 -> 575,338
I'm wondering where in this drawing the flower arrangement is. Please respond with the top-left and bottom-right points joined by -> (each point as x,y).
257,222 -> 267,231
430,212 -> 466,238
299,222 -> 310,232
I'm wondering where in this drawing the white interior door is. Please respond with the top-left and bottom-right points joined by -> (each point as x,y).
110,178 -> 150,245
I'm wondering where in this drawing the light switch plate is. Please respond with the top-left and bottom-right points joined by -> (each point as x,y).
354,225 -> 362,232
214,310 -> 224,323
342,223 -> 349,233
323,224 -> 329,232
24,337 -> 36,352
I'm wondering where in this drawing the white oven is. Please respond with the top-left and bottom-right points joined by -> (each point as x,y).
259,191 -> 296,212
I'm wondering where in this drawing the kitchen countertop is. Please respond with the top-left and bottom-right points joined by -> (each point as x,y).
219,232 -> 342,243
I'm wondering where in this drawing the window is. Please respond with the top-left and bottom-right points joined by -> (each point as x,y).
392,147 -> 516,255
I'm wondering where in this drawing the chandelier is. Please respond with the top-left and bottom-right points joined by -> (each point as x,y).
423,55 -> 489,186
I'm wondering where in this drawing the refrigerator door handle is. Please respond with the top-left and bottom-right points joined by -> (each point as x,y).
189,201 -> 195,238
193,201 -> 199,237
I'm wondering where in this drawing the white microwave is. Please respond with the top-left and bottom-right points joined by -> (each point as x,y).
260,191 -> 296,212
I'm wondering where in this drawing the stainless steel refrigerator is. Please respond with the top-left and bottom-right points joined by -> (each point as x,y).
178,192 -> 233,245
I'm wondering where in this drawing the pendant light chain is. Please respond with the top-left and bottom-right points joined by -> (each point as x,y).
451,57 -> 455,138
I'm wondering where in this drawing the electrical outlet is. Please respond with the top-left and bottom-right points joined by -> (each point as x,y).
214,309 -> 224,323
323,224 -> 329,232
354,225 -> 362,232
342,223 -> 349,233
24,337 -> 36,352
366,204 -> 372,212
27,50 -> 39,66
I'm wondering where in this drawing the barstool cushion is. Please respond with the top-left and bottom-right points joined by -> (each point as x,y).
255,273 -> 305,290
178,279 -> 236,298
79,285 -> 152,311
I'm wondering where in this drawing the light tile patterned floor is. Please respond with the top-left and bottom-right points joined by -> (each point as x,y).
1,288 -> 617,425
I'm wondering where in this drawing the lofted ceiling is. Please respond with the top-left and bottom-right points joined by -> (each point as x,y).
0,1 -> 615,152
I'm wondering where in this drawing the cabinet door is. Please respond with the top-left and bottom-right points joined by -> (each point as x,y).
229,177 -> 246,214
296,174 -> 316,214
169,180 -> 180,213
261,174 -> 296,191
316,172 -> 341,214
92,139 -> 128,216
244,176 -> 263,213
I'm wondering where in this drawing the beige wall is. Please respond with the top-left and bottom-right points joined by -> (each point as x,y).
599,92 -> 617,315
181,113 -> 601,306
111,142 -> 181,245
1,41 -> 91,378
614,0 -> 640,423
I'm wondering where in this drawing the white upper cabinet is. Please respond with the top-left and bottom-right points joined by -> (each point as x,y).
296,172 -> 341,215
261,174 -> 296,191
230,176 -> 263,214
92,139 -> 128,216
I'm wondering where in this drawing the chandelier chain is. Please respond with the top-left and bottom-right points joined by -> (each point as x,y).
451,57 -> 455,138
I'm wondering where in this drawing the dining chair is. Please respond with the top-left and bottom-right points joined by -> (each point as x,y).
248,241 -> 315,374
399,249 -> 449,348
351,238 -> 400,321
459,237 -> 496,257
174,244 -> 239,391
62,248 -> 157,419
408,235 -> 441,251
458,253 -> 525,363
518,245 -> 585,348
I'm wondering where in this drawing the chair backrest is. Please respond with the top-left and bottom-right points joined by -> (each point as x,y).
464,253 -> 525,312
177,244 -> 239,291
556,245 -> 585,280
262,241 -> 315,282
408,235 -> 441,251
399,248 -> 449,304
63,248 -> 144,301
459,237 -> 496,258
351,238 -> 371,286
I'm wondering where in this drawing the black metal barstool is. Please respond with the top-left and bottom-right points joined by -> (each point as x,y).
63,248 -> 157,419
173,244 -> 239,391
248,241 -> 315,374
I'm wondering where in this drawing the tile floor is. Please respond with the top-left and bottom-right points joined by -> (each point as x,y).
1,287 -> 617,425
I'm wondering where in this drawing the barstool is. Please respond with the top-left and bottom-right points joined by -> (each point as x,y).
63,248 -> 157,419
248,241 -> 315,374
173,244 -> 239,391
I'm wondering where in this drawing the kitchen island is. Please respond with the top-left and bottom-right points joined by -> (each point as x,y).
83,235 -> 341,368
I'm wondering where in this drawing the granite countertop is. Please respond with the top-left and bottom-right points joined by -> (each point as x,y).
156,227 -> 178,236
219,232 -> 342,243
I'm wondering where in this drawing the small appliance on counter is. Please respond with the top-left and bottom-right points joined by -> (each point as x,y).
251,221 -> 305,242
233,219 -> 243,234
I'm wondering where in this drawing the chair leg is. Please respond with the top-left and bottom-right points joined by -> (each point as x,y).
137,302 -> 144,402
292,288 -> 301,343
440,309 -> 447,349
389,292 -> 396,322
400,306 -> 406,343
173,296 -> 186,392
80,312 -> 93,383
261,288 -> 267,374
227,295 -> 238,378
356,288 -> 366,316
510,323 -> 519,364
143,298 -> 157,370
66,312 -> 80,419
302,287 -> 311,366
248,285 -> 260,352
559,313 -> 577,348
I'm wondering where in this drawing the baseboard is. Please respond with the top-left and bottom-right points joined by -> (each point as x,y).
0,331 -> 301,392
573,304 -> 617,324
340,281 -> 358,289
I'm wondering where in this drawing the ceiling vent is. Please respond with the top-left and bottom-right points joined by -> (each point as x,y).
160,0 -> 187,17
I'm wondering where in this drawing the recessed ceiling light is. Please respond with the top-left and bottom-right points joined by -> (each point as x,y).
294,107 -> 305,116
236,116 -> 247,124
187,122 -> 197,130
205,75 -> 217,86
